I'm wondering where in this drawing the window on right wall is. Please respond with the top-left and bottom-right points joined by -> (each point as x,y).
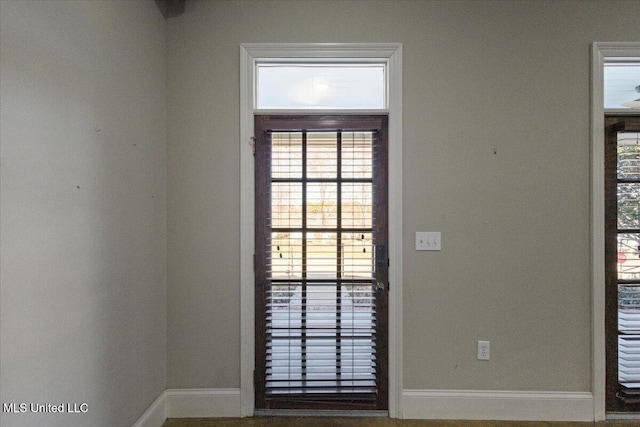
605,116 -> 640,413
603,57 -> 640,414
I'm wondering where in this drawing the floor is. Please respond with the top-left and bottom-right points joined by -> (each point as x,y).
162,418 -> 640,427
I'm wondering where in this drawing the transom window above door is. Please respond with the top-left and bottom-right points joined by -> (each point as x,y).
256,63 -> 387,110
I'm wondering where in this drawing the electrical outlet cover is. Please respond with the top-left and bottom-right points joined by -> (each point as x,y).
477,340 -> 490,360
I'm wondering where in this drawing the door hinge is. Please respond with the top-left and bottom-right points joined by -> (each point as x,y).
250,137 -> 256,156
253,369 -> 257,388
253,254 -> 256,271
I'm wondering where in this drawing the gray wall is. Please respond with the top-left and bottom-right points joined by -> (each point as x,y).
0,1 -> 167,426
166,0 -> 640,393
2,1 -> 640,425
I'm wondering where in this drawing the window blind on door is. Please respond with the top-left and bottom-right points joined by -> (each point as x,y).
615,132 -> 640,399
605,120 -> 640,412
265,129 -> 379,403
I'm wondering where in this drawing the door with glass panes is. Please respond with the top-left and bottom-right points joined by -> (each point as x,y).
254,115 -> 388,410
605,116 -> 640,412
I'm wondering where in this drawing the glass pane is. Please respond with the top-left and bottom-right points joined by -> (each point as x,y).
342,284 -> 375,311
307,132 -> 337,179
305,282 -> 340,314
257,64 -> 385,110
307,183 -> 337,228
342,183 -> 372,229
271,233 -> 302,279
604,63 -> 640,109
307,233 -> 337,278
618,183 -> 640,229
341,233 -> 373,279
618,335 -> 640,388
272,183 -> 302,228
342,132 -> 373,179
619,294 -> 640,325
272,132 -> 302,179
618,135 -> 640,180
268,284 -> 298,312
618,233 -> 640,281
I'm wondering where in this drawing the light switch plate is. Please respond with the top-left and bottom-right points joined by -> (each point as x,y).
416,232 -> 441,251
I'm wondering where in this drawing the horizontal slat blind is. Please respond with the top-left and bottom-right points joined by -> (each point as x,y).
265,129 -> 378,401
612,130 -> 640,402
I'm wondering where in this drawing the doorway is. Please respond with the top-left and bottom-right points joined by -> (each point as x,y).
253,115 -> 389,411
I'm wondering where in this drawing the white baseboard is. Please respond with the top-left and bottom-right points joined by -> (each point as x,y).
132,388 -> 242,426
402,389 -> 593,421
132,392 -> 167,427
134,388 -> 594,424
165,388 -> 242,418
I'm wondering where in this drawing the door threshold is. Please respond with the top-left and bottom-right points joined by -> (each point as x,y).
607,412 -> 640,420
254,409 -> 389,418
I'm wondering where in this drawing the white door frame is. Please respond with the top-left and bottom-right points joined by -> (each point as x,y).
590,41 -> 640,421
239,43 -> 403,417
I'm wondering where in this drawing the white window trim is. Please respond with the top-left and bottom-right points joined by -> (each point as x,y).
590,42 -> 640,421
240,43 -> 403,417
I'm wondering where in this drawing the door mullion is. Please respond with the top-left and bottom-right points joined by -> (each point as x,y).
336,131 -> 343,378
301,130 -> 308,383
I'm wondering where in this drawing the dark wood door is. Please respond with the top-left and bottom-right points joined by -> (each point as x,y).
254,115 -> 388,410
605,116 -> 640,413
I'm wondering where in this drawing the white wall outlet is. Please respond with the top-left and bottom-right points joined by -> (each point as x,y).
415,232 -> 441,251
477,340 -> 490,360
